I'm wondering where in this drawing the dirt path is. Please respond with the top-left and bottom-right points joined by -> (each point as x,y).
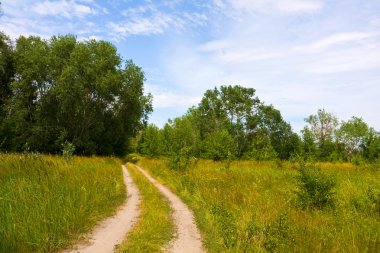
133,164 -> 204,253
65,165 -> 140,253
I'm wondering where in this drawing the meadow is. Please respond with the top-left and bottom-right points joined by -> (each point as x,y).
138,157 -> 380,252
0,153 -> 125,253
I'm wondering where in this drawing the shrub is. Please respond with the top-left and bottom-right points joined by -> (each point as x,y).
62,141 -> 75,160
124,153 -> 140,164
263,213 -> 293,252
167,147 -> 196,171
296,165 -> 336,209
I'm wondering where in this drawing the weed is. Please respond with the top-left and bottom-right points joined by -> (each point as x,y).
62,141 -> 75,160
263,213 -> 293,252
296,165 -> 336,209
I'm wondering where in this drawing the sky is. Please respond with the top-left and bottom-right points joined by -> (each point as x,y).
1,0 -> 380,132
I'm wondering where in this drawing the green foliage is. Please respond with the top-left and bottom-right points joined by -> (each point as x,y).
0,34 -> 152,156
351,186 -> 380,216
203,129 -> 236,161
305,109 -> 339,160
139,124 -> 164,157
296,165 -> 336,209
210,204 -> 238,249
62,141 -> 75,160
124,153 -> 140,164
263,213 -> 294,253
168,146 -> 196,171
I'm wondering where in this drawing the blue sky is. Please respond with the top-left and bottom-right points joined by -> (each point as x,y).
1,0 -> 380,131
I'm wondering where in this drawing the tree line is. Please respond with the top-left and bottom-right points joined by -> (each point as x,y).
0,32 -> 152,156
134,85 -> 380,164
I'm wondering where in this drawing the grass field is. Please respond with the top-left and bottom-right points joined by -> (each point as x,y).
116,163 -> 174,252
138,158 -> 380,252
0,153 -> 125,253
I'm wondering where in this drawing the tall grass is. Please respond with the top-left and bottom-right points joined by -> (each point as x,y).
116,163 -> 174,252
139,158 -> 380,252
0,153 -> 125,253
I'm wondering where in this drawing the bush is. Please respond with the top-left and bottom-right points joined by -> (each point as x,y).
296,165 -> 336,209
263,213 -> 293,253
62,141 -> 75,160
167,147 -> 196,171
124,153 -> 140,164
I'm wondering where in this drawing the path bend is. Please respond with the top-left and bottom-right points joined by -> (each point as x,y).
132,164 -> 205,253
65,165 -> 141,253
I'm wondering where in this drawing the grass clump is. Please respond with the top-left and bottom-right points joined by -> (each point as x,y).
296,164 -> 336,209
0,154 -> 125,253
116,164 -> 174,253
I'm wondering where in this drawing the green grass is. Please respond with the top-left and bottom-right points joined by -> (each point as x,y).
0,153 -> 125,253
116,163 -> 174,253
138,158 -> 380,253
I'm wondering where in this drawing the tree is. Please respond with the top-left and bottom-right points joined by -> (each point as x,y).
252,105 -> 300,160
194,85 -> 260,157
301,126 -> 317,160
362,129 -> 380,162
203,129 -> 236,161
305,109 -> 339,159
0,32 -> 14,149
337,117 -> 369,158
2,34 -> 152,155
138,124 -> 164,157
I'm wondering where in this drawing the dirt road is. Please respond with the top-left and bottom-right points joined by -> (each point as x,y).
133,164 -> 204,253
65,165 -> 140,253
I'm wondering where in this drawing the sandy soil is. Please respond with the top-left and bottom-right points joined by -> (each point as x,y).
64,165 -> 141,253
134,164 -> 205,253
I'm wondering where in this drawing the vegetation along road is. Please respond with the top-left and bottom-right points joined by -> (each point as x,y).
66,166 -> 141,253
132,164 -> 205,253
66,164 -> 204,253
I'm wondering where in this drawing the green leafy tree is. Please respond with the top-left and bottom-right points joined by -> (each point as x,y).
139,124 -> 164,157
203,129 -> 237,161
195,85 -> 260,157
305,109 -> 339,160
337,117 -> 369,158
2,34 -> 152,155
0,32 -> 14,149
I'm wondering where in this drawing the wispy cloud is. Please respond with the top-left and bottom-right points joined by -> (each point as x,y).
31,0 -> 99,19
295,32 -> 378,51
106,2 -> 207,40
213,0 -> 324,15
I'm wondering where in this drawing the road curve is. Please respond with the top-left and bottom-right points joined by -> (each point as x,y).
64,165 -> 141,253
132,164 -> 204,253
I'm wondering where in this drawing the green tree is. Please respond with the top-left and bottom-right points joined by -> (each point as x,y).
253,105 -> 300,160
305,109 -> 339,160
2,34 -> 152,155
0,32 -> 14,149
362,129 -> 380,162
337,117 -> 369,158
195,85 -> 260,157
203,129 -> 236,161
300,126 -> 317,160
139,124 -> 164,157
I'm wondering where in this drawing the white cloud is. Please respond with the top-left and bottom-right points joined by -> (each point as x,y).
31,0 -> 98,19
295,32 -> 378,51
145,84 -> 201,109
214,0 -> 323,14
107,13 -> 177,38
107,4 -> 208,39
